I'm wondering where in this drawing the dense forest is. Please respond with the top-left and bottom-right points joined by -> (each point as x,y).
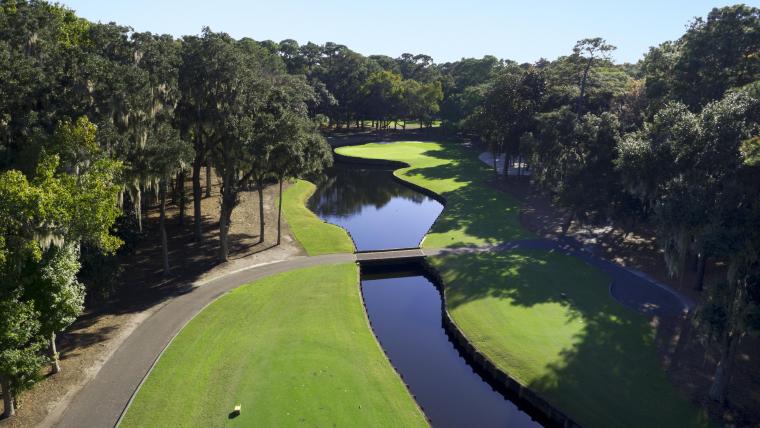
0,0 -> 758,422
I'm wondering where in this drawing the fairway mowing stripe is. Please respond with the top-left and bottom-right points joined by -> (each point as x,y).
115,256 -> 354,426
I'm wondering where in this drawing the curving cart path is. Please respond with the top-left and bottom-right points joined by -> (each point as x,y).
54,253 -> 354,428
427,238 -> 694,317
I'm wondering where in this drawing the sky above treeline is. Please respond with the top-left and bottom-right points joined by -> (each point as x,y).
61,0 -> 738,64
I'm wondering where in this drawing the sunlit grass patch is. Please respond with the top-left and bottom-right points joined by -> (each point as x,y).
282,179 -> 354,255
121,263 -> 427,427
431,250 -> 709,428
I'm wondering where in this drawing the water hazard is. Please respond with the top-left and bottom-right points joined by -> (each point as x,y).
362,266 -> 541,428
310,156 -> 542,427
308,163 -> 443,251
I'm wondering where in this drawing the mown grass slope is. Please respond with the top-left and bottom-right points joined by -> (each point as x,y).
282,179 -> 354,255
121,263 -> 427,428
431,250 -> 708,428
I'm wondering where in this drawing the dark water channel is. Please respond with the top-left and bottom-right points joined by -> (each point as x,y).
307,163 -> 443,251
309,160 -> 542,427
362,266 -> 541,428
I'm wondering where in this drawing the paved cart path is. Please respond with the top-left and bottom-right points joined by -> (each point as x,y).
429,238 -> 694,317
54,253 -> 355,428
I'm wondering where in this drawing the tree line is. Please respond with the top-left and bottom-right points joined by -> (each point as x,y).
0,0 -> 332,417
460,5 -> 759,409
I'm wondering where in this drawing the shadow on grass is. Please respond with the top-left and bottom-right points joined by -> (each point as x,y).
392,142 -> 530,245
432,250 -> 708,428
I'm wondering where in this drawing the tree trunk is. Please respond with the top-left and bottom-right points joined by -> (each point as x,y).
1,376 -> 14,419
134,189 -> 143,233
576,58 -> 593,115
159,179 -> 170,275
50,332 -> 60,374
695,252 -> 707,291
257,179 -> 265,244
218,203 -> 231,262
205,165 -> 212,198
277,178 -> 283,246
562,212 -> 574,235
192,157 -> 203,242
709,330 -> 739,403
504,154 -> 511,182
517,155 -> 523,177
679,252 -> 689,289
177,171 -> 186,226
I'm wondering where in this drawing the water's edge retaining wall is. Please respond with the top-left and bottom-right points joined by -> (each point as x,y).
418,260 -> 581,428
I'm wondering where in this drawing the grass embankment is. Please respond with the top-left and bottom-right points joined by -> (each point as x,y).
431,251 -> 708,428
335,141 -> 531,247
121,263 -> 427,428
282,180 -> 354,255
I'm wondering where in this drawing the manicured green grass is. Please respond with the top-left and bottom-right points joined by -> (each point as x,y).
335,141 -> 531,248
282,180 -> 354,255
430,250 -> 708,428
121,263 -> 427,428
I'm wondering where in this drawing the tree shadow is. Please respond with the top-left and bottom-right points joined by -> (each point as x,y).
388,143 -> 531,245
432,250 -> 709,427
58,325 -> 119,361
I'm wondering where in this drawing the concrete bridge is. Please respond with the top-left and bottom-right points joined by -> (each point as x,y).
355,248 -> 429,265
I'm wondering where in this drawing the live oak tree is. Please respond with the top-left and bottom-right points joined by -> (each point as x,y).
268,117 -> 332,245
468,67 -> 544,177
0,155 -> 121,417
361,70 -> 403,128
0,298 -> 43,418
177,30 -> 218,243
200,30 -> 265,261
643,5 -> 760,111
24,243 -> 83,375
618,90 -> 760,402
143,123 -> 192,275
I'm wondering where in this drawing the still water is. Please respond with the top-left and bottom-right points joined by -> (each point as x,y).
362,267 -> 542,428
308,163 -> 443,251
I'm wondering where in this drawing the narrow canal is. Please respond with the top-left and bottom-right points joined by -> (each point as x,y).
309,161 -> 542,427
308,163 -> 443,250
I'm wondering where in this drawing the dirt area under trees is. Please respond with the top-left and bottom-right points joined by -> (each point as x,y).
0,172 -> 305,428
497,175 -> 760,428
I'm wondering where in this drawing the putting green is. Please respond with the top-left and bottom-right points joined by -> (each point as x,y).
120,263 -> 427,427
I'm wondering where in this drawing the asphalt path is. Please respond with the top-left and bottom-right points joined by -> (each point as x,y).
55,253 -> 354,428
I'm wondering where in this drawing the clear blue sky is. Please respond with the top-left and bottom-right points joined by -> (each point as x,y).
60,0 -> 741,64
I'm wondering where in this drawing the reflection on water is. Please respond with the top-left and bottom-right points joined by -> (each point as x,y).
361,266 -> 542,428
308,163 -> 443,251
